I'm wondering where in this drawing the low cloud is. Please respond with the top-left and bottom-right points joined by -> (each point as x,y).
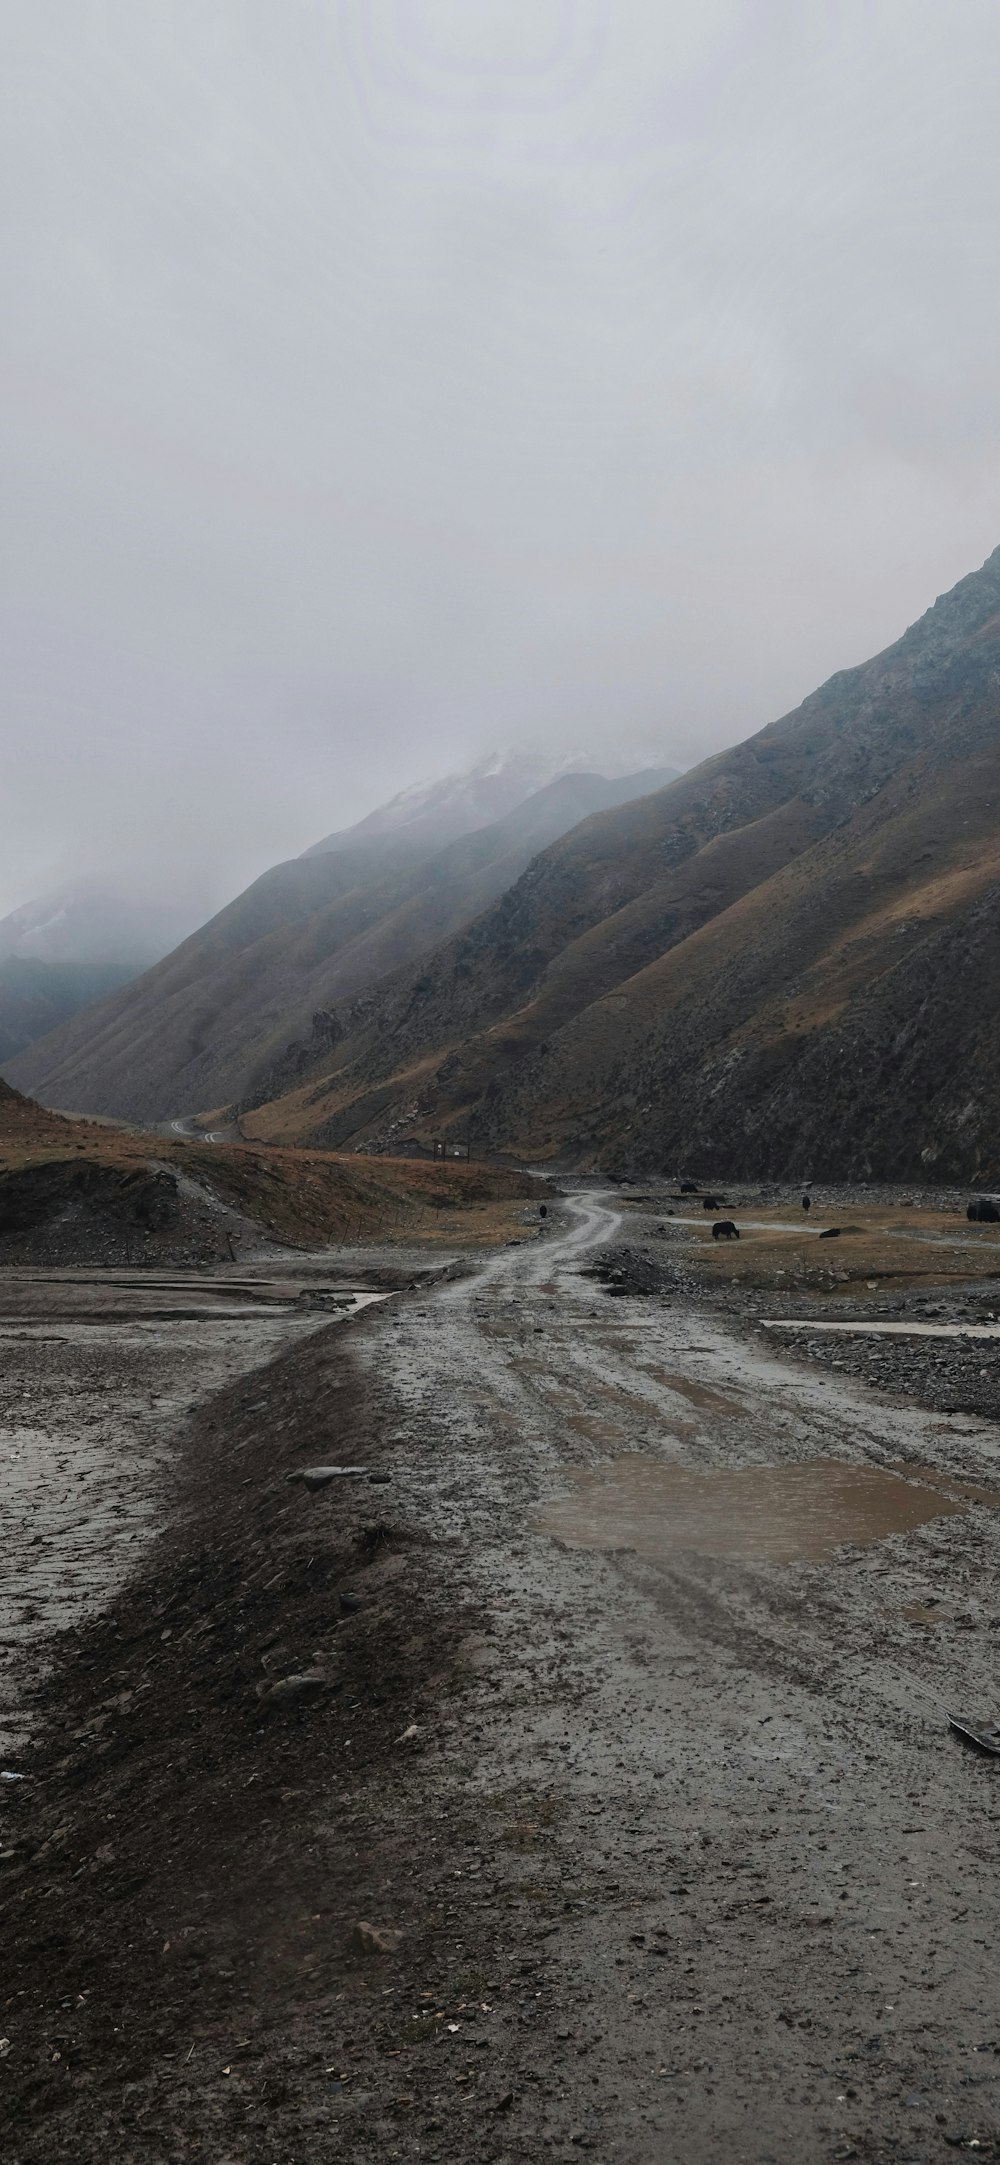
4,0 -> 1000,915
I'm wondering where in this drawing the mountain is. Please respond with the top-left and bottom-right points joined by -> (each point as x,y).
0,957 -> 136,1065
0,879 -> 206,1065
235,545 -> 1000,1184
4,763 -> 676,1122
0,878 -> 202,969
304,745 -> 678,856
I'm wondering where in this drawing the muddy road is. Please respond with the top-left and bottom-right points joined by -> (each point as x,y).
4,1192 -> 1000,2163
344,1189 -> 1000,2162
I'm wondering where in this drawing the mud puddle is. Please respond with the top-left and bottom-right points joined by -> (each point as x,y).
531,1453 -> 971,1563
885,1459 -> 1000,1508
900,1600 -> 954,1627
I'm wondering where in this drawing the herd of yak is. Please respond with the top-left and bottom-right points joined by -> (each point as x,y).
668,1182 -> 1000,1239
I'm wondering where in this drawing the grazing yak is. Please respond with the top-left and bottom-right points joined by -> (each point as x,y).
968,1197 -> 1000,1222
702,1195 -> 721,1209
802,1193 -> 811,1212
712,1220 -> 740,1240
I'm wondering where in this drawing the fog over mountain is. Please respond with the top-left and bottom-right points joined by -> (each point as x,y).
5,3 -> 1000,921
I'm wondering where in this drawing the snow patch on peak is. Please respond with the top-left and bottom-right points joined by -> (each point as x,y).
303,738 -> 682,860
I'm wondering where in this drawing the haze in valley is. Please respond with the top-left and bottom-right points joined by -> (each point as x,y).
4,0 -> 1000,921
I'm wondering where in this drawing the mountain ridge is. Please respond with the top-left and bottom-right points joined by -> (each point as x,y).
236,544 -> 1000,1181
0,878 -> 205,969
304,745 -> 675,856
6,763 -> 675,1121
0,878 -> 208,1065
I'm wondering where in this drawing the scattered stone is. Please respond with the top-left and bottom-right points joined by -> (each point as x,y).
256,1672 -> 328,1708
286,1466 -> 370,1490
349,1920 -> 403,1957
579,1246 -> 678,1298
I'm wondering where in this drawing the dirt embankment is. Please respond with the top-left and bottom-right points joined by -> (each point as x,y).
0,1081 -> 543,1264
1,1315 -> 554,2165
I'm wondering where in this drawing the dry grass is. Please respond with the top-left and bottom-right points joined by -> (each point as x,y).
677,1201 -> 1000,1299
241,1052 -> 445,1149
189,1144 -> 542,1248
0,1082 -> 542,1249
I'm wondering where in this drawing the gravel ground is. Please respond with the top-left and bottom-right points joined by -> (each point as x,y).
0,1259 -> 437,1757
607,1181 -> 1000,1427
4,1194 -> 1000,2163
753,1325 -> 1000,1426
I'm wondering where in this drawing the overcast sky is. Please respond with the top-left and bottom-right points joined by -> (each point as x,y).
4,0 -> 1000,919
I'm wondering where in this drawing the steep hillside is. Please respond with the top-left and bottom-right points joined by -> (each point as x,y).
0,957 -> 135,1063
0,877 -> 203,1062
6,766 -> 671,1123
240,546 -> 1000,1182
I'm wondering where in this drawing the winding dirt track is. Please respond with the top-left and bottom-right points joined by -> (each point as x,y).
347,1189 -> 1000,2159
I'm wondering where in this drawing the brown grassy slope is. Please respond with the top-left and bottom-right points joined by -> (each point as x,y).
476,740 -> 1000,1180
180,1147 -> 541,1248
242,792 -> 819,1146
0,1081 -> 541,1252
243,545 -> 1000,1170
6,772 -> 667,1126
3,836 -> 438,1123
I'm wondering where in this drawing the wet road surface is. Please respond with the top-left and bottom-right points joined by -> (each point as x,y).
347,1188 -> 1000,2161
5,1193 -> 1000,2159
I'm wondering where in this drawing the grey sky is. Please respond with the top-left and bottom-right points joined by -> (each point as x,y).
4,0 -> 1000,918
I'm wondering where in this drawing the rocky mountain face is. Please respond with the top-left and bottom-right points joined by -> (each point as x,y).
238,546 -> 1000,1183
5,764 -> 674,1123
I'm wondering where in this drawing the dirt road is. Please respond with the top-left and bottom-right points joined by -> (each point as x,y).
348,1189 -> 1000,2160
4,1190 -> 1000,2162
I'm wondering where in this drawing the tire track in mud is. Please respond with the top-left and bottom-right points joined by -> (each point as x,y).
350,1191 -> 1000,2161
6,1201 -> 1000,2161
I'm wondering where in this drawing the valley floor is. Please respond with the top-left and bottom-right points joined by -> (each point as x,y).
3,1193 -> 1000,2163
